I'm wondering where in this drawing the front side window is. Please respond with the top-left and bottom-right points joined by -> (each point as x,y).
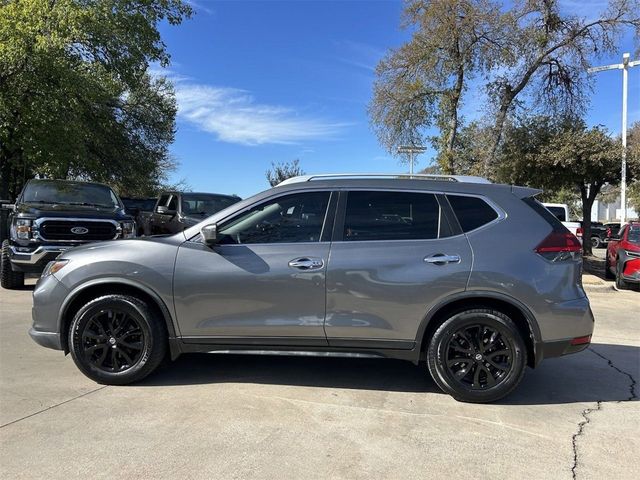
217,191 -> 330,244
448,195 -> 499,232
158,194 -> 170,208
343,191 -> 441,241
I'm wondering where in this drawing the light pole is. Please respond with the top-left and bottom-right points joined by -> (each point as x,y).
397,145 -> 427,175
588,53 -> 639,223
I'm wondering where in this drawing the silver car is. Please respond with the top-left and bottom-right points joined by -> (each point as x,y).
29,174 -> 594,403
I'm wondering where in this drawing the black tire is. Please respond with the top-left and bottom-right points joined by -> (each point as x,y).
69,294 -> 167,385
591,236 -> 601,249
615,262 -> 632,290
604,255 -> 615,280
426,309 -> 527,403
1,240 -> 24,289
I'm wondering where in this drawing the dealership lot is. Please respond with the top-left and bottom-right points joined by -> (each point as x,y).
1,281 -> 638,479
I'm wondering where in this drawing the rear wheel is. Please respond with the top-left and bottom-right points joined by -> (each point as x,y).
1,240 -> 24,289
426,309 -> 527,403
69,294 -> 167,384
591,236 -> 601,249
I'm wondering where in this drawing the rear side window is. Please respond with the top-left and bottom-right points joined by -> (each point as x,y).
448,195 -> 498,232
343,191 -> 443,241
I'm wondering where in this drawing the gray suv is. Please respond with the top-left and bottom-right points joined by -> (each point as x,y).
29,175 -> 594,403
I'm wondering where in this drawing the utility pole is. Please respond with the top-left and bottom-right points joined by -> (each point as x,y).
588,53 -> 639,223
397,145 -> 427,175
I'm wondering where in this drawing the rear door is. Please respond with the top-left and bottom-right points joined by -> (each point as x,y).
325,189 -> 472,347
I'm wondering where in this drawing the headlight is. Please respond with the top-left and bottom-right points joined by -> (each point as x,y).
41,260 -> 69,278
11,218 -> 32,240
120,221 -> 136,239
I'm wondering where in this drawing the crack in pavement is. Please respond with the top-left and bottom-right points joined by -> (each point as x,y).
0,386 -> 108,429
570,347 -> 638,479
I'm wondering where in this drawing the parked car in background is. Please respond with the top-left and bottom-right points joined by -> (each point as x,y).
581,221 -> 608,249
29,174 -> 593,403
542,203 -> 582,244
121,197 -> 156,236
1,179 -> 135,289
147,191 -> 240,235
605,221 -> 640,290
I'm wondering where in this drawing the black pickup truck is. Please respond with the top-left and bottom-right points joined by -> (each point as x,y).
1,179 -> 136,289
146,191 -> 240,235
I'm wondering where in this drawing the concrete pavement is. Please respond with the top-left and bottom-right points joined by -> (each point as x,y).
0,281 -> 638,479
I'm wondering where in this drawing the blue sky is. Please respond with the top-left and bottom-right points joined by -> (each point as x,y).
158,0 -> 640,197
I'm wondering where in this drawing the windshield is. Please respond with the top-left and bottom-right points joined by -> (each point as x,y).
181,194 -> 239,217
123,198 -> 156,212
22,180 -> 121,208
628,225 -> 640,244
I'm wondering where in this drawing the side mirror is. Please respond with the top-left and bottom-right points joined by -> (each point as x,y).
156,205 -> 176,215
201,224 -> 218,246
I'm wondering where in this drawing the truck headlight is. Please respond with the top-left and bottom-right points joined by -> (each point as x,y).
120,221 -> 136,239
12,218 -> 32,240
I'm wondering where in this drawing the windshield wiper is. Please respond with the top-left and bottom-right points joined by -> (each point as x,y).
25,200 -> 58,205
66,202 -> 114,208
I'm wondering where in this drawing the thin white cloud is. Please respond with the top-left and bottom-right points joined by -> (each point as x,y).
152,68 -> 349,145
175,84 -> 348,145
185,0 -> 215,15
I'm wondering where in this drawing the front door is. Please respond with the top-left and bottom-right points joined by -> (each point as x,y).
173,190 -> 334,342
325,190 -> 472,347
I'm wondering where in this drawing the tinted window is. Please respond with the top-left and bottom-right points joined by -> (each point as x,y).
181,193 -> 239,217
343,191 -> 440,241
448,195 -> 498,232
158,194 -> 170,207
545,206 -> 567,222
167,195 -> 178,211
218,192 -> 330,244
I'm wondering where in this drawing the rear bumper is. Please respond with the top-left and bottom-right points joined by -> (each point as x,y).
539,338 -> 590,360
28,328 -> 62,350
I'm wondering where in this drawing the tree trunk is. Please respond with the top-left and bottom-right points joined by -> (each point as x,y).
580,183 -> 600,256
487,95 -> 512,177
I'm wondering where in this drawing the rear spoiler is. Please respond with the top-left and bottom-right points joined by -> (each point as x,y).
511,185 -> 542,198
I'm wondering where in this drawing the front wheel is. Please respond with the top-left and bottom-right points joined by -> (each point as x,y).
591,236 -> 601,249
615,262 -> 632,290
1,240 -> 24,289
426,309 -> 527,403
605,255 -> 615,280
69,294 -> 167,385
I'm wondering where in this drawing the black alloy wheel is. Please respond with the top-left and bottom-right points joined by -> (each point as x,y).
69,294 -> 167,384
427,309 -> 527,403
444,324 -> 514,390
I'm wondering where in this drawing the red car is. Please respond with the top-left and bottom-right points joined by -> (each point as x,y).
606,221 -> 640,290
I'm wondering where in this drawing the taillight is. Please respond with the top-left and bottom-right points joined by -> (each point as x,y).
535,231 -> 582,262
606,227 -> 611,237
576,227 -> 583,238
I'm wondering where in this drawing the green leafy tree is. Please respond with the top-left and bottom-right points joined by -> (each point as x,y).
0,0 -> 192,200
266,159 -> 305,187
497,117 -> 621,255
369,0 -> 506,174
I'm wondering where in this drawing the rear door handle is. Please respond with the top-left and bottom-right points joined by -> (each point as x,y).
288,257 -> 324,270
424,254 -> 461,265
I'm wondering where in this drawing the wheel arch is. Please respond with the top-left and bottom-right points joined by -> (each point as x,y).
416,291 -> 541,368
58,278 -> 180,359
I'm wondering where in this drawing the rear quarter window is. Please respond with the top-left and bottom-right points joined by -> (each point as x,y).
447,195 -> 499,232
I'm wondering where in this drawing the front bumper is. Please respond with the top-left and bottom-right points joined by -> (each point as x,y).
30,273 -> 70,351
9,245 -> 72,273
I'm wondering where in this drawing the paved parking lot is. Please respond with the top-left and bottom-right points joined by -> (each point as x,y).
1,280 -> 638,479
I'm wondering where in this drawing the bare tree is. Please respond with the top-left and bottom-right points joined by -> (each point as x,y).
266,159 -> 305,187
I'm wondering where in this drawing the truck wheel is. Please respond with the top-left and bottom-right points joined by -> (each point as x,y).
426,309 -> 527,403
1,240 -> 25,289
69,294 -> 167,385
591,236 -> 601,249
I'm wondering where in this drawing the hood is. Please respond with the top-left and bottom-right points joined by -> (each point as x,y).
16,202 -> 131,220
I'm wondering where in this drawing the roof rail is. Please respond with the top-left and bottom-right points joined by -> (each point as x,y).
277,173 -> 492,186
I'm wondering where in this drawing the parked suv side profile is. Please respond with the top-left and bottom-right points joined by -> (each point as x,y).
29,175 -> 594,403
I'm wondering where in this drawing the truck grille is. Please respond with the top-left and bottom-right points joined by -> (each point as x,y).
39,220 -> 118,241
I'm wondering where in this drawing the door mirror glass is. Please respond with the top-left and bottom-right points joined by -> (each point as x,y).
156,205 -> 175,215
201,224 -> 218,246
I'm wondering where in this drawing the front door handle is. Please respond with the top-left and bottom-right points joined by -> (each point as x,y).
288,257 -> 324,270
424,254 -> 461,265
